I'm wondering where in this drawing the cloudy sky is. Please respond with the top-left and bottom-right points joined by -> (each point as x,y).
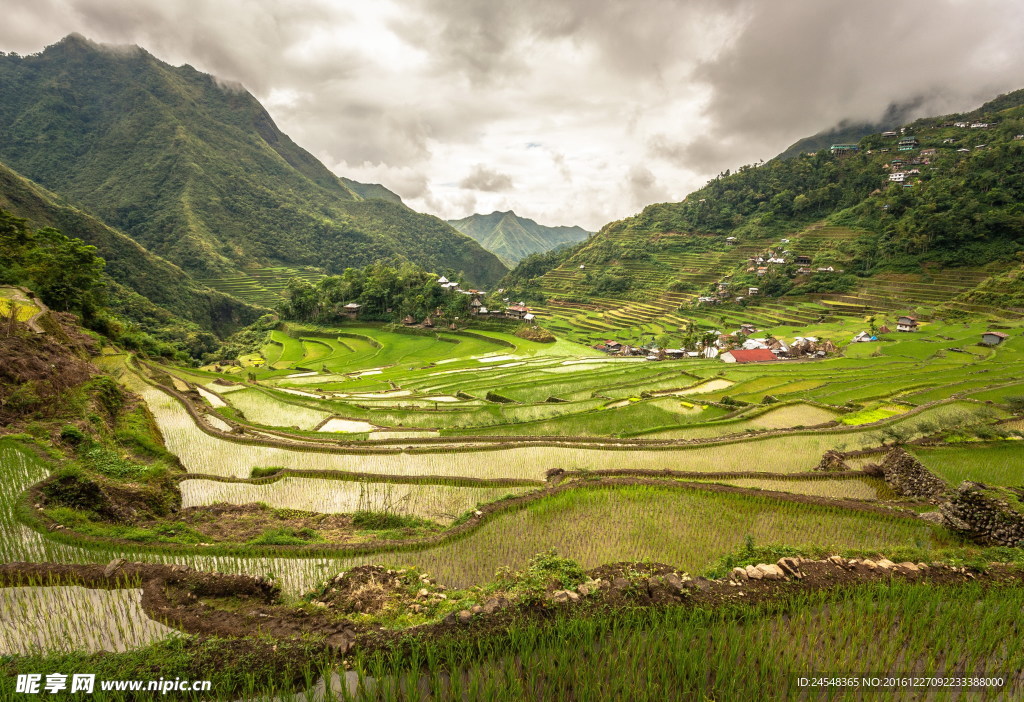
3,0 -> 1024,231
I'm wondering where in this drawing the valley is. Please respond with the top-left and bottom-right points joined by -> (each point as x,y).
0,27 -> 1023,702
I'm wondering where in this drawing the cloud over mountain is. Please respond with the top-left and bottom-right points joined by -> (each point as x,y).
2,0 -> 1022,230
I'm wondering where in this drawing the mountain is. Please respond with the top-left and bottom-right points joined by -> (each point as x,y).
0,158 -> 261,337
774,100 -> 926,160
339,177 -> 404,205
448,211 -> 591,266
506,89 -> 1024,339
0,34 -> 506,286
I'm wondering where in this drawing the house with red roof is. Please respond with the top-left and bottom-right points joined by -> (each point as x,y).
720,348 -> 778,364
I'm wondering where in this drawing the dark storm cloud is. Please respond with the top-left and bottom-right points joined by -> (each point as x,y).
675,0 -> 1024,169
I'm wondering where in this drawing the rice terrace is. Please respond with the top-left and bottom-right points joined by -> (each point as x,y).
2,7 -> 1024,702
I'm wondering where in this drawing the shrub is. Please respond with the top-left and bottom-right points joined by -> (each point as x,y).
351,511 -> 437,531
59,425 -> 87,445
248,527 -> 322,546
493,550 -> 588,604
515,325 -> 555,343
1005,395 -> 1024,413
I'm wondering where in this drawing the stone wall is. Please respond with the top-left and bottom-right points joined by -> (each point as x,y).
880,447 -> 948,498
814,450 -> 849,472
940,482 -> 1024,547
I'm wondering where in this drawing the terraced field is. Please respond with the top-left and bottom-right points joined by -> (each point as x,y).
197,266 -> 325,308
5,313 -> 1022,694
526,220 -> 1016,344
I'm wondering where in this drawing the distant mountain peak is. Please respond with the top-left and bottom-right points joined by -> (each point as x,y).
449,211 -> 592,267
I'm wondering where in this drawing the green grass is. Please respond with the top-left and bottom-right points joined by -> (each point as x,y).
349,581 -> 1024,701
338,484 -> 953,587
911,443 -> 1024,486
840,403 -> 910,425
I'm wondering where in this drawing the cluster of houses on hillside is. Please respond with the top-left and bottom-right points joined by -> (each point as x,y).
594,322 -> 837,364
696,249 -> 837,306
435,276 -> 534,322
340,275 -> 535,326
741,251 -> 827,277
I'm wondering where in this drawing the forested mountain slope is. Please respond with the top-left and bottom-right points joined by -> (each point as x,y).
507,90 -> 1024,342
448,211 -> 591,266
0,159 -> 261,337
0,35 -> 506,286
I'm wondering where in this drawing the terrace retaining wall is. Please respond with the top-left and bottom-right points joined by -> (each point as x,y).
940,482 -> 1024,547
880,447 -> 948,498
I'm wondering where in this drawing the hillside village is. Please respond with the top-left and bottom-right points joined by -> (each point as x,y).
340,274 -> 536,329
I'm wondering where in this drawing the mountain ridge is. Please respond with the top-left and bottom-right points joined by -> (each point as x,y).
0,34 -> 506,286
0,158 -> 261,338
448,210 -> 591,267
503,88 -> 1024,341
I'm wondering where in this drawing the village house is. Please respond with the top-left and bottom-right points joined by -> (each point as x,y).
898,136 -> 919,151
878,325 -> 892,334
437,276 -> 448,284
720,348 -> 777,364
829,144 -> 859,156
920,148 -> 936,156
747,287 -> 759,296
797,266 -> 812,274
954,122 -> 969,128
980,331 -> 1009,346
889,172 -> 906,183
340,302 -> 361,320
794,255 -> 812,265
739,323 -> 758,336
506,304 -> 530,319
469,299 -> 482,314
402,315 -> 416,325
970,122 -> 990,129
881,131 -> 898,138
768,338 -> 790,356
756,266 -> 768,276
896,315 -> 918,332
816,266 -> 835,273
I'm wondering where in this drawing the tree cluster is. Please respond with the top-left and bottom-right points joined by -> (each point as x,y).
280,262 -> 470,323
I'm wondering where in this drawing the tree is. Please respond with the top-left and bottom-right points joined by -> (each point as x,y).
25,227 -> 105,314
866,315 -> 878,336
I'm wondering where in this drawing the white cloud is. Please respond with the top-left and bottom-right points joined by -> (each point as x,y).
1,0 -> 1023,231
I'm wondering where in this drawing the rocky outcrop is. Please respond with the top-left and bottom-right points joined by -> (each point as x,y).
939,482 -> 1024,547
880,447 -> 947,498
814,450 -> 850,472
